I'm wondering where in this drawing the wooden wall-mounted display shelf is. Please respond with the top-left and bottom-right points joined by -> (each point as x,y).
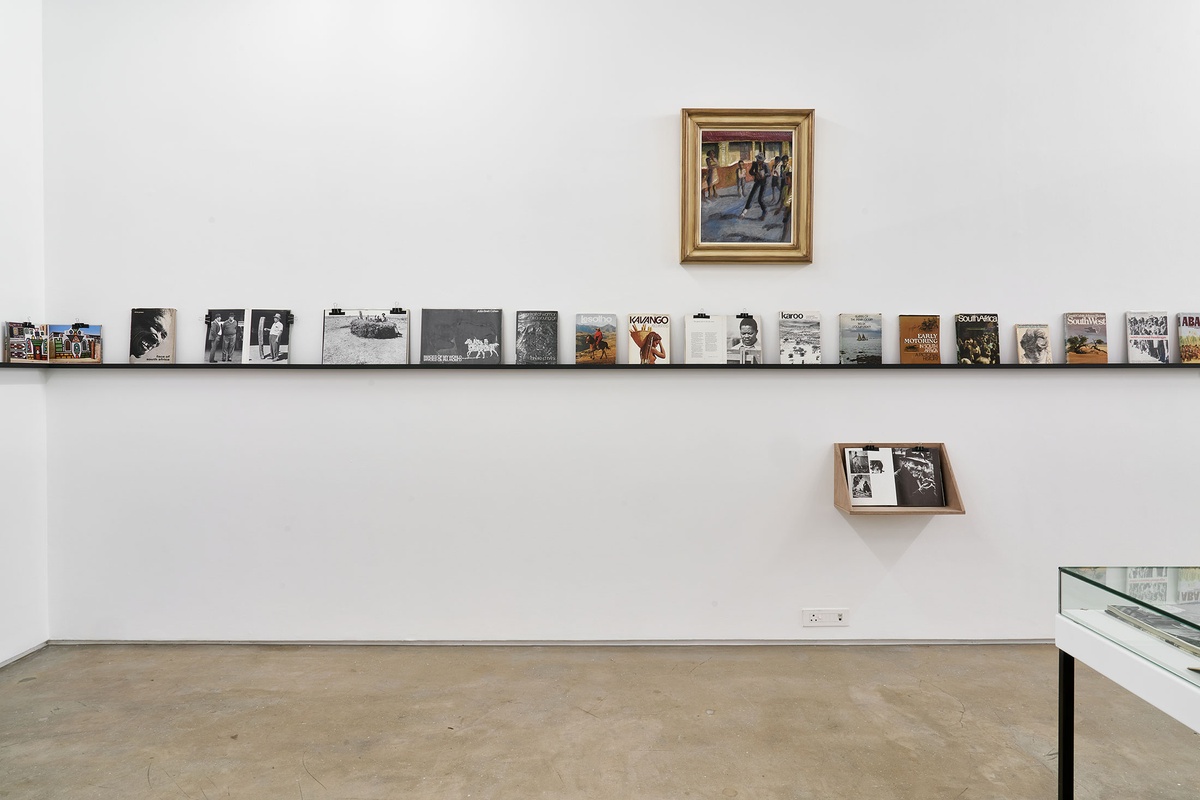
834,442 -> 965,516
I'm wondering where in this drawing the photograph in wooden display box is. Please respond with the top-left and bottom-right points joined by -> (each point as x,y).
48,323 -> 102,364
1126,312 -> 1169,364
129,308 -> 175,364
1014,323 -> 1053,364
898,314 -> 941,364
322,309 -> 409,365
779,311 -> 820,364
834,443 -> 963,515
205,309 -> 246,364
680,108 -> 813,264
1179,314 -> 1200,364
955,314 -> 999,364
4,321 -> 48,363
627,314 -> 671,365
248,309 -> 291,364
420,309 -> 502,365
1064,312 -> 1108,364
575,314 -> 617,365
515,311 -> 558,365
838,313 -> 882,365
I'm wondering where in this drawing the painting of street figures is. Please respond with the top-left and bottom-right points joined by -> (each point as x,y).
681,109 -> 813,264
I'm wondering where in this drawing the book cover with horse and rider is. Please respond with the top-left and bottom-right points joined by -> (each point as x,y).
627,313 -> 672,365
420,309 -> 502,365
575,313 -> 617,365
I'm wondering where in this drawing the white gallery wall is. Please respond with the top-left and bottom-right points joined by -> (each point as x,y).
0,0 -> 49,663
30,0 -> 1200,642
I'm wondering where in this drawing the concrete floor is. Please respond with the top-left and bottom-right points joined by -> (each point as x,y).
0,644 -> 1197,799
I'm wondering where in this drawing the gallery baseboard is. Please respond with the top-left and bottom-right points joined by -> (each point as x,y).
44,638 -> 1053,648
0,641 -> 49,669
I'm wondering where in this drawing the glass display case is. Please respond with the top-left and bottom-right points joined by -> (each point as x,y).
1060,566 -> 1200,685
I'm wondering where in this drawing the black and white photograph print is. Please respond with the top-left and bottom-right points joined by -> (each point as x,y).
851,474 -> 872,498
247,309 -> 291,364
848,452 -> 868,474
321,309 -> 409,365
515,310 -> 558,365
205,308 -> 246,364
844,447 -> 898,506
1126,312 -> 1169,364
779,311 -> 820,365
726,314 -> 763,365
129,308 -> 176,363
892,447 -> 946,507
420,309 -> 502,365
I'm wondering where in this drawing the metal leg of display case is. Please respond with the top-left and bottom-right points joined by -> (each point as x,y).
1058,648 -> 1074,800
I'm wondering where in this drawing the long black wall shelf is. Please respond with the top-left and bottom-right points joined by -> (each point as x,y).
3,363 -> 1198,371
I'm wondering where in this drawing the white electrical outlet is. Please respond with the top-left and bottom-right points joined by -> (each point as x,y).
802,608 -> 850,627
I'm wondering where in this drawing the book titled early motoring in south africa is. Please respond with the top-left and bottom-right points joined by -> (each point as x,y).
322,309 -> 409,365
627,313 -> 672,365
515,311 -> 558,365
898,314 -> 940,364
779,311 -> 820,364
420,309 -> 502,364
838,313 -> 882,365
576,313 -> 617,364
1180,313 -> 1200,364
1063,312 -> 1108,364
954,314 -> 999,364
129,308 -> 176,363
1126,312 -> 1168,364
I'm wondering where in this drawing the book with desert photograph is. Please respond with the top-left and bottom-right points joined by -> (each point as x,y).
1063,312 -> 1108,364
898,314 -> 940,364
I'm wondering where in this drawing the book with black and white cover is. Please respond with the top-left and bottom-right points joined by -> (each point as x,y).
954,313 -> 999,364
1105,602 -> 1200,659
420,308 -> 502,364
246,309 -> 291,364
4,321 -> 48,363
1126,312 -> 1169,364
892,447 -> 946,507
129,308 -> 176,363
1014,323 -> 1053,364
47,324 -> 102,363
204,309 -> 247,364
779,311 -> 820,365
1178,313 -> 1200,364
838,313 -> 882,365
898,314 -> 940,364
685,314 -> 726,364
726,314 -> 763,365
575,313 -> 617,364
843,447 -> 898,506
322,309 -> 409,365
515,310 -> 558,365
1063,312 -> 1108,364
627,313 -> 671,365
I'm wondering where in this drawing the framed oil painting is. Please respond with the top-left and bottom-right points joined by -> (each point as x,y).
680,108 -> 813,264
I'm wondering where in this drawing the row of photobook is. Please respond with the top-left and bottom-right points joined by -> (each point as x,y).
4,308 -> 1200,366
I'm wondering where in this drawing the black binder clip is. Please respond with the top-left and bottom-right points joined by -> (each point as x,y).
862,444 -> 879,452
389,307 -> 407,315
912,445 -> 930,453
70,322 -> 90,331
329,308 -> 344,316
693,312 -> 710,319
736,312 -> 753,320
204,314 -> 212,325
286,313 -> 295,325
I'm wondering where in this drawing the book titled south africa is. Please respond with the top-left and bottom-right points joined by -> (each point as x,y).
779,311 -> 820,364
898,314 -> 940,364
515,311 -> 558,365
838,313 -> 882,365
627,313 -> 671,365
1063,312 -> 1108,364
1126,312 -> 1169,364
575,313 -> 617,364
954,314 -> 999,364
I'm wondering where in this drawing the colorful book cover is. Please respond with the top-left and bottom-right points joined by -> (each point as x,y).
1126,312 -> 1169,364
321,309 -> 409,365
129,308 -> 176,363
420,309 -> 502,364
515,311 -> 558,365
838,313 -> 882,365
248,309 -> 291,364
1014,324 -> 1053,364
5,321 -> 48,363
779,311 -> 820,365
726,314 -> 763,365
898,314 -> 940,364
1179,313 -> 1200,365
1063,312 -> 1108,364
954,314 -> 999,364
575,313 -> 617,364
627,313 -> 671,365
47,323 -> 103,364
205,309 -> 247,364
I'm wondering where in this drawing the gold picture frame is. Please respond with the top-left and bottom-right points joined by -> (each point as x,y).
680,108 -> 813,264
